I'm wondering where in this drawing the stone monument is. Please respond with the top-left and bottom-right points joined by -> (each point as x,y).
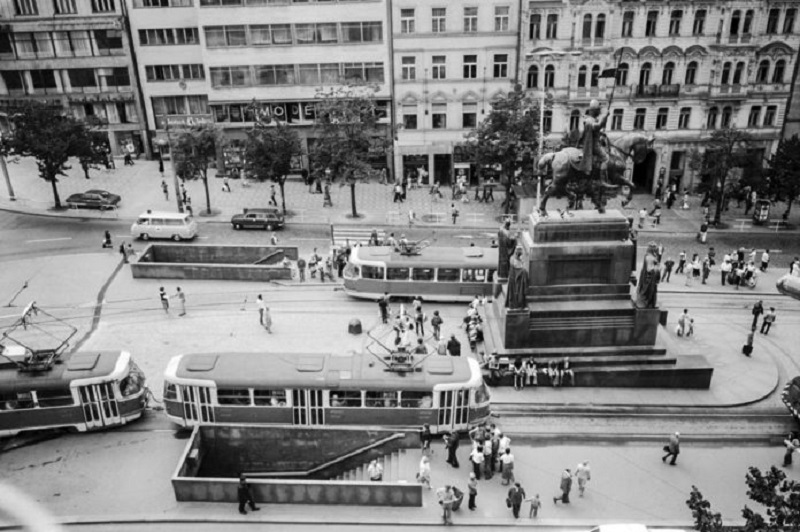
482,209 -> 713,388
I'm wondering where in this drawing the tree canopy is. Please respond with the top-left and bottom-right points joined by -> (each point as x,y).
766,135 -> 800,220
696,127 -> 752,225
173,124 -> 226,215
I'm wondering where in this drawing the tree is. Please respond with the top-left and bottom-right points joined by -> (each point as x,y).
698,127 -> 753,226
3,104 -> 91,209
310,82 -> 390,218
686,486 -> 724,532
466,84 -> 540,213
767,135 -> 800,220
173,124 -> 226,215
244,108 -> 303,215
73,130 -> 111,179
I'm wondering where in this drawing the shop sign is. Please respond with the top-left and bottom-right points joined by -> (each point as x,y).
156,114 -> 214,129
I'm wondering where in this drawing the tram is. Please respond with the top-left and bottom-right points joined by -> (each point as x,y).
342,245 -> 498,302
0,348 -> 147,437
782,376 -> 800,423
162,351 -> 491,434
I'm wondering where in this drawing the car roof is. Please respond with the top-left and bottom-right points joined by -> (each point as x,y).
242,208 -> 281,214
85,189 -> 112,195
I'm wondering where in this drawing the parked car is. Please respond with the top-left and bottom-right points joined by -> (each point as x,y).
230,207 -> 284,230
65,189 -> 121,210
588,526 -> 688,532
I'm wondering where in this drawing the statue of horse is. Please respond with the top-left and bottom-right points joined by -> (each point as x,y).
538,133 -> 654,215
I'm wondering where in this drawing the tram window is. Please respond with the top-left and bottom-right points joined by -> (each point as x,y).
411,268 -> 434,281
437,268 -> 460,282
217,388 -> 251,406
362,265 -> 385,280
163,383 -> 178,400
365,391 -> 398,407
36,390 -> 75,407
399,391 -> 433,408
120,363 -> 145,397
2,392 -> 34,410
387,267 -> 410,280
486,269 -> 497,283
330,390 -> 362,407
253,389 -> 287,406
462,269 -> 486,282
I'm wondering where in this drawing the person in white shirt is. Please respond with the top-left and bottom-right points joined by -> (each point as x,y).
761,249 -> 770,272
469,445 -> 485,480
575,461 -> 591,496
368,460 -> 383,481
500,448 -> 515,485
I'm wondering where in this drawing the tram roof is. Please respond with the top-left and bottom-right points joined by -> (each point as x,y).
173,352 -> 475,391
353,246 -> 498,268
0,350 -> 123,394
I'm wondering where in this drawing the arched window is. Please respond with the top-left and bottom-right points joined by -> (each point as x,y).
743,10 -> 754,34
544,65 -> 555,88
616,63 -> 629,85
721,106 -> 732,128
569,109 -> 581,131
773,59 -> 786,83
578,65 -> 587,87
662,61 -> 675,85
733,62 -> 745,84
756,60 -> 770,83
730,10 -> 741,35
526,65 -> 539,88
591,65 -> 600,87
721,62 -> 731,85
583,14 -> 593,39
685,61 -> 697,85
639,62 -> 651,86
707,107 -> 718,129
595,14 -> 606,39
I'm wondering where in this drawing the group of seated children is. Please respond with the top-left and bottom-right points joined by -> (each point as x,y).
487,355 -> 575,389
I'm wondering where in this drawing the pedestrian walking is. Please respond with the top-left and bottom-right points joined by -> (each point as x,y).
699,221 -> 708,244
526,494 -> 541,518
263,305 -> 272,333
174,287 -> 186,316
684,263 -> 693,286
269,185 -> 277,206
469,445 -> 484,480
500,448 -> 515,485
676,250 -> 686,274
446,334 -> 461,357
575,461 -> 591,497
637,207 -> 647,229
368,459 -> 383,481
256,294 -> 266,325
437,485 -> 455,525
663,257 -> 674,282
378,292 -> 390,324
743,329 -> 754,357
662,432 -> 680,465
159,287 -> 169,314
184,196 -> 193,216
467,473 -> 478,510
752,300 -> 764,329
451,203 -> 459,225
270,233 -> 278,246
161,180 -> 169,200
323,183 -> 333,207
761,249 -> 770,272
444,431 -> 460,468
783,437 -> 800,467
414,306 -> 425,336
392,183 -> 404,203
761,307 -> 776,335
119,242 -> 128,264
702,257 -> 710,284
417,455 -> 432,489
420,423 -> 433,454
237,474 -> 260,515
102,230 -> 113,249
507,482 -> 526,518
222,176 -> 231,193
721,257 -> 732,285
297,258 -> 306,282
553,469 -> 572,504
430,310 -> 443,340
180,183 -> 187,203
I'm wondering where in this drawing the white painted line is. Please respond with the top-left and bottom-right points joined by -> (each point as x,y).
26,237 -> 72,243
291,237 -> 331,241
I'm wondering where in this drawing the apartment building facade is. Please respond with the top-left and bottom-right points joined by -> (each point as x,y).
0,0 -> 149,156
523,0 -> 800,193
126,0 -> 391,173
391,0 -> 519,185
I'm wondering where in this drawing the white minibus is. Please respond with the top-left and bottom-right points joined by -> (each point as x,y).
131,210 -> 198,241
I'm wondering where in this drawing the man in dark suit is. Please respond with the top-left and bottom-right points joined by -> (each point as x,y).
447,334 -> 462,357
237,474 -> 260,515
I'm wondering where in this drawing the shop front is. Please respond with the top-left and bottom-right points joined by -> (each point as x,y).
402,154 -> 429,185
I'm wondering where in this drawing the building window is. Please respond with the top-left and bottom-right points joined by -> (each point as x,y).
611,109 -> 623,130
764,105 -> 777,126
210,66 -> 250,87
204,26 -> 245,47
400,9 -> 415,34
529,14 -> 541,39
493,54 -> 508,78
743,10 -> 754,34
707,107 -> 718,129
730,10 -> 741,35
578,65 -> 587,88
344,62 -> 384,83
401,56 -> 415,80
140,28 -> 199,45
432,55 -> 446,79
756,60 -> 769,83
645,11 -> 658,37
569,109 -> 581,131
152,95 -> 209,117
784,9 -> 796,34
616,63 -> 628,85
543,110 -> 552,134
669,10 -> 682,36
590,65 -> 599,87
402,105 -> 417,130
622,11 -> 634,37
15,0 -> 39,14
54,0 -> 76,14
596,14 -> 605,39
146,64 -> 205,81
544,65 -> 554,87
582,14 -> 592,40
721,106 -> 732,128
656,108 -> 668,129
29,69 -> 57,92
546,14 -> 558,39
463,7 -> 477,32
92,0 -> 114,11
639,62 -> 651,86
432,103 -> 446,129
634,108 -> 646,129
495,6 -> 509,31
748,106 -> 761,127
295,23 -> 339,44
341,22 -> 383,43
773,60 -> 785,83
135,0 -> 192,6
432,8 -> 446,33
733,62 -> 744,85
254,64 -> 295,86
767,8 -> 779,34
685,61 -> 697,85
526,65 -> 538,88
678,107 -> 691,129
462,102 -> 477,128
463,55 -> 476,79
662,62 -> 674,85
721,62 -> 731,85
693,9 -> 706,35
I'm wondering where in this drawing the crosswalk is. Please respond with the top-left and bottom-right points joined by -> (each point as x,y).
330,226 -> 386,248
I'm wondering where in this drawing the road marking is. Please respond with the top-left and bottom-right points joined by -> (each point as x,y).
291,237 -> 331,241
26,237 -> 72,243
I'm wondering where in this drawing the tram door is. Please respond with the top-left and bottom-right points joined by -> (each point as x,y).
181,385 -> 214,424
78,383 -> 120,429
292,390 -> 325,425
437,389 -> 469,431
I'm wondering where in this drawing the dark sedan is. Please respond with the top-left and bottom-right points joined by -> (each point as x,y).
65,189 -> 121,210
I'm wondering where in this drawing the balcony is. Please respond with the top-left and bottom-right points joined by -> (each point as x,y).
631,84 -> 680,99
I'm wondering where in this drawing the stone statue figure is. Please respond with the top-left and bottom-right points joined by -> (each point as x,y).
497,220 -> 516,279
635,243 -> 661,309
505,246 -> 529,310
